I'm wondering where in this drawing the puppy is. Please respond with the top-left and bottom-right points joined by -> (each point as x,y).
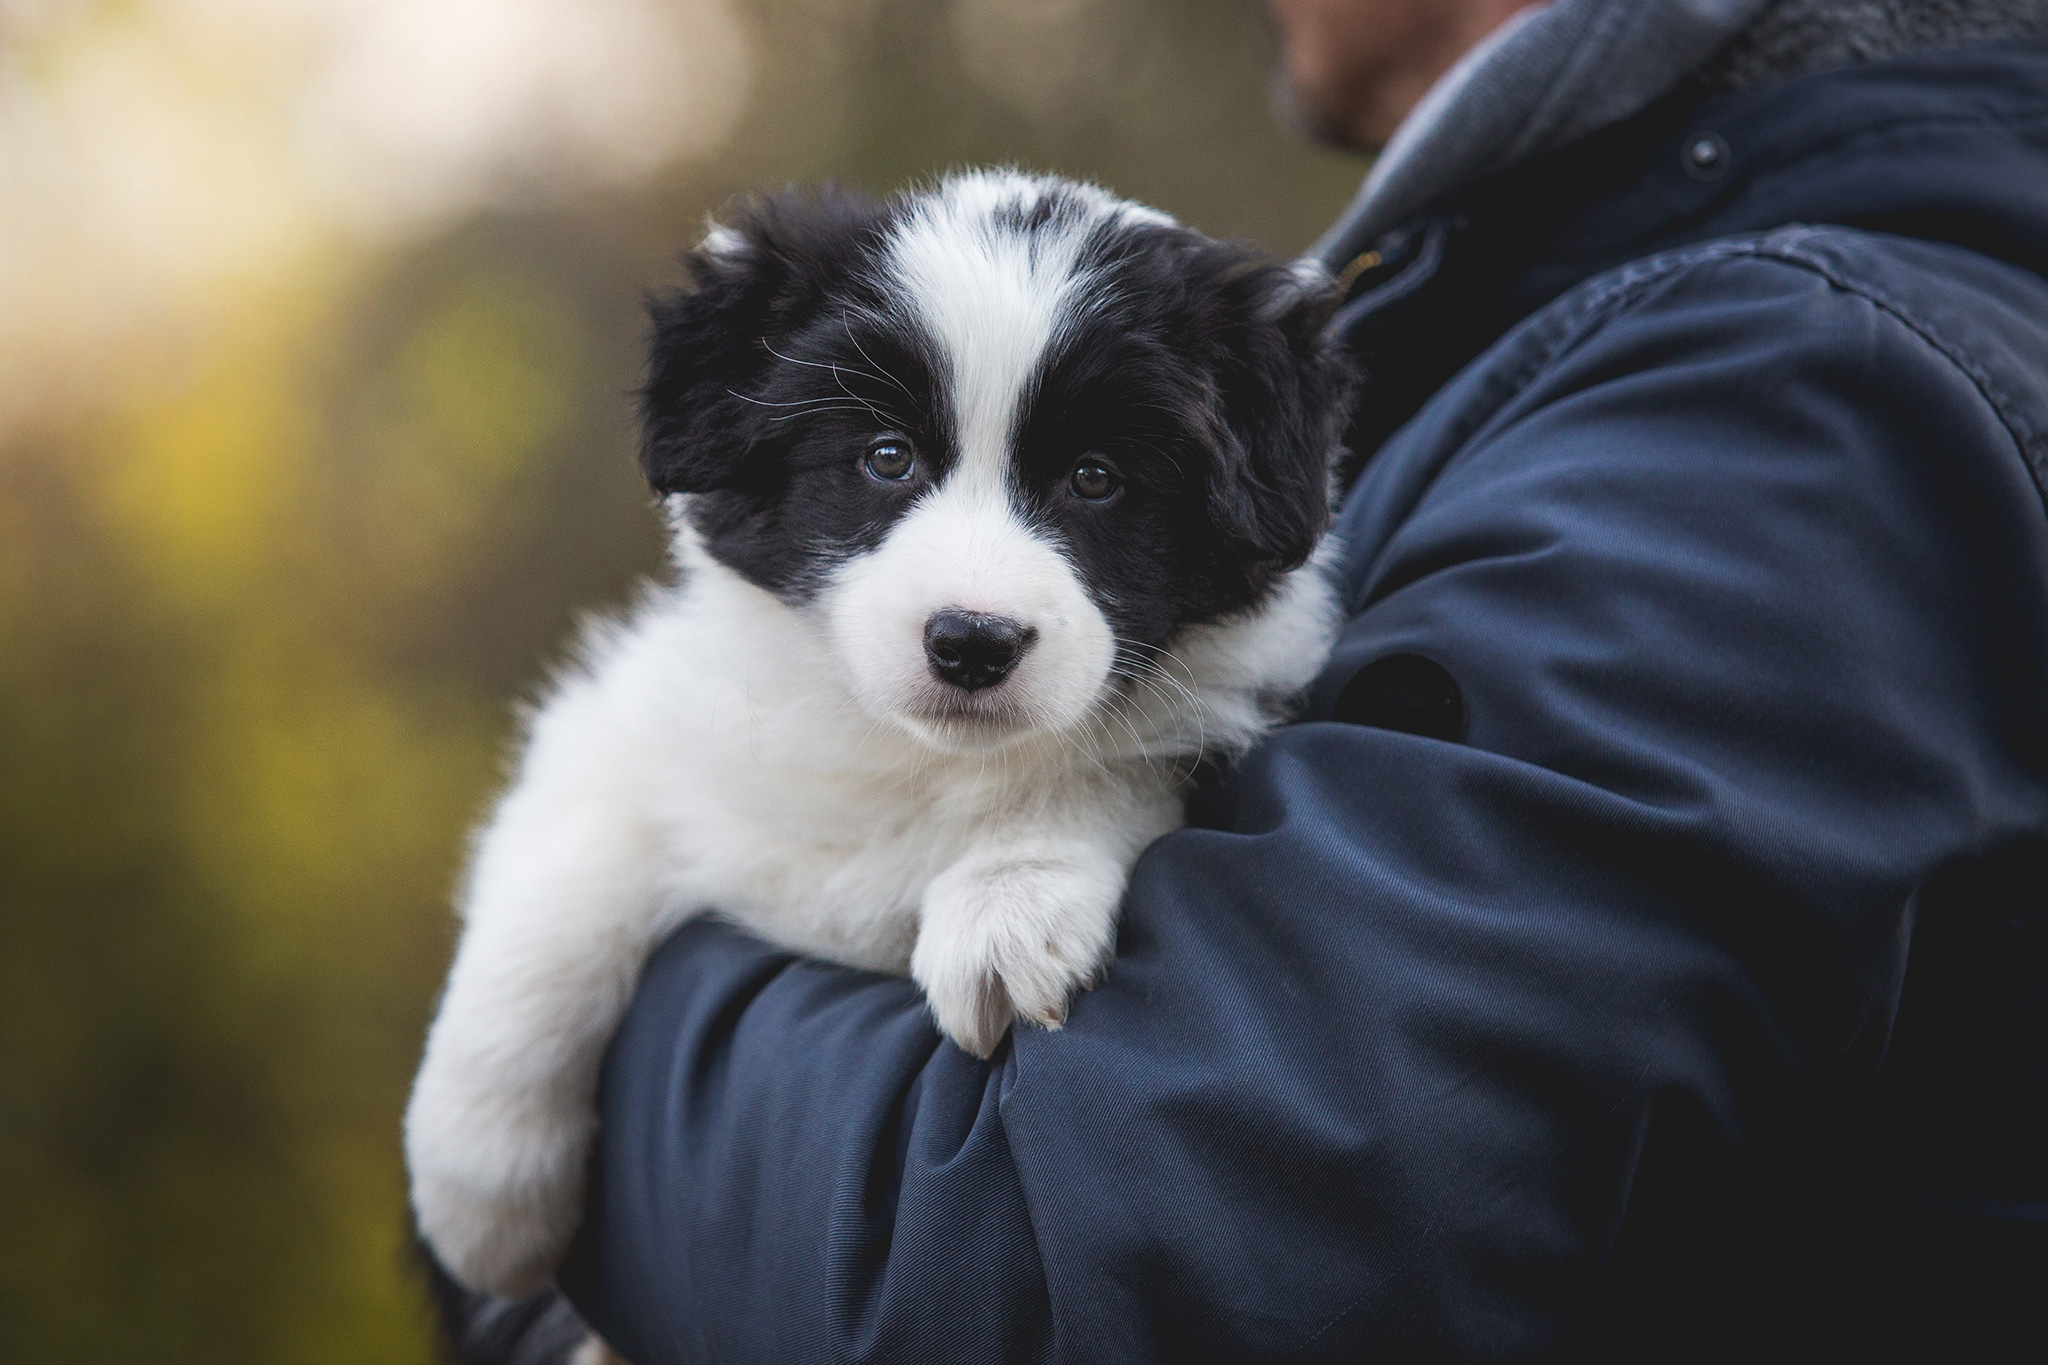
408,171 -> 1356,1300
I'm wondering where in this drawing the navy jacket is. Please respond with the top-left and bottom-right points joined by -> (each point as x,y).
561,41 -> 2048,1362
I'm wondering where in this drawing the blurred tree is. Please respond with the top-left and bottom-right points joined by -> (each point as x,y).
0,0 -> 1363,1358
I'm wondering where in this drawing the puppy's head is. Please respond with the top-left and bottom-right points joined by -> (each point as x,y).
642,171 -> 1353,752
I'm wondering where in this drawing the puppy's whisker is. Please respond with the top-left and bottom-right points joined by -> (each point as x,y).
757,340 -> 893,427
1094,687 -> 1151,759
841,310 -> 921,408
759,340 -> 887,390
727,389 -> 848,409
1112,638 -> 1208,757
1057,725 -> 1114,781
1123,667 -> 1200,736
766,403 -> 880,424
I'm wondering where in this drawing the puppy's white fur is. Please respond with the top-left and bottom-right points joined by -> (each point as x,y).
407,172 -> 1341,1297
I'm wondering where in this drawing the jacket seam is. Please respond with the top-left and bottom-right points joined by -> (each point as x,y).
1433,238 -> 1774,462
1464,231 -> 2048,522
1752,229 -> 2048,517
1410,239 -> 1773,465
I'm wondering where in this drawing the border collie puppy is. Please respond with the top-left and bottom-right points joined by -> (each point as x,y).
408,171 -> 1356,1301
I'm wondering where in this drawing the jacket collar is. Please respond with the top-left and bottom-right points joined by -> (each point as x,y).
1330,37 -> 2048,473
1313,0 -> 1772,268
1315,0 -> 2048,271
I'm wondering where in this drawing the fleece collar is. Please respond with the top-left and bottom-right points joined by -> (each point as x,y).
1311,0 -> 2048,269
1325,36 -> 2048,471
1311,0 -> 1770,267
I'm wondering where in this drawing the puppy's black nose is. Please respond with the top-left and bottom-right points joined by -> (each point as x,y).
924,610 -> 1036,691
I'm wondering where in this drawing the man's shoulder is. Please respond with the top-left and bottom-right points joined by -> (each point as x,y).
1750,227 -> 2048,490
1330,224 -> 2048,615
1525,226 -> 2043,412
1384,225 -> 2048,501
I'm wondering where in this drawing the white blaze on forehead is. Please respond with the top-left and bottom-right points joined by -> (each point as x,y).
819,175 -> 1169,749
883,172 -> 1168,498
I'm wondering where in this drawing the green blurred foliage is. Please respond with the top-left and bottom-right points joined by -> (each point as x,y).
0,0 -> 1364,1358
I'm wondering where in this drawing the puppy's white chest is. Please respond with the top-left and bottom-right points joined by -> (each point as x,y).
653,756 -> 1051,974
620,584 -> 1134,973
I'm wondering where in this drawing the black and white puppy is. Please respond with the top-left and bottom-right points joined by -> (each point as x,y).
408,171 -> 1356,1298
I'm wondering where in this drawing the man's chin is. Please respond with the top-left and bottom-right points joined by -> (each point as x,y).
1268,65 -> 1381,153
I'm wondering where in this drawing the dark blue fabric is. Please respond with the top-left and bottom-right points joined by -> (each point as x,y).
561,40 -> 2048,1362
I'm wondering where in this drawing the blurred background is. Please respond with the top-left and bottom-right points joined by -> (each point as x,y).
0,0 -> 1363,1357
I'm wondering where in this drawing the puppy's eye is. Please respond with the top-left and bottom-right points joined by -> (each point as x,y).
1069,458 -> 1120,502
863,439 -> 916,483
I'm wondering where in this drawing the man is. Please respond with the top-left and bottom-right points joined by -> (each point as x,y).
544,1 -> 2048,1358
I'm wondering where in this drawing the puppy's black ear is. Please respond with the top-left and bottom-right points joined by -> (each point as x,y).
639,188 -> 890,495
1204,255 -> 1357,575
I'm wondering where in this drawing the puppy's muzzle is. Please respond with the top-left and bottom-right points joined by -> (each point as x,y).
924,610 -> 1037,692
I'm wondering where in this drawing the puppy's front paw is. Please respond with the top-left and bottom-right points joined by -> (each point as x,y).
912,852 -> 1123,1058
406,1055 -> 593,1297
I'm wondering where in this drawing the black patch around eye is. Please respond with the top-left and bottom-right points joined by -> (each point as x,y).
674,275 -> 957,602
1002,213 -> 1351,657
642,185 -> 904,499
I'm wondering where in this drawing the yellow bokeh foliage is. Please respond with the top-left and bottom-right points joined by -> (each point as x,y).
0,0 -> 1364,1357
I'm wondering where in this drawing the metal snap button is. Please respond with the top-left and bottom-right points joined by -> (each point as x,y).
1684,132 -> 1731,180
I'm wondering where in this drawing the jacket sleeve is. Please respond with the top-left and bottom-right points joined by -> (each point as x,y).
556,247 -> 2048,1362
